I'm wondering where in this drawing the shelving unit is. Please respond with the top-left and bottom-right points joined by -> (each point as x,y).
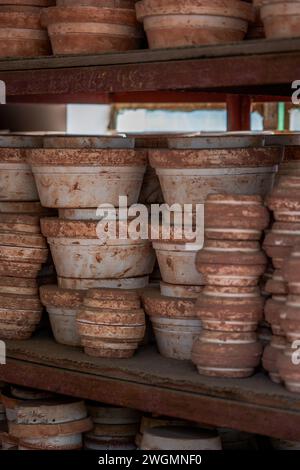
0,37 -> 299,441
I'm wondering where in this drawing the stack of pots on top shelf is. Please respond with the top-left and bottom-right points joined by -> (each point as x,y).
262,134 -> 300,386
135,0 -> 255,48
42,0 -> 144,55
0,0 -> 54,58
28,135 -> 155,350
0,135 -> 50,341
144,133 -> 280,362
261,0 -> 300,40
192,193 -> 269,378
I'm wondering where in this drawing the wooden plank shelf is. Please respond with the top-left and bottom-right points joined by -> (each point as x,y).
0,38 -> 298,102
1,333 -> 300,441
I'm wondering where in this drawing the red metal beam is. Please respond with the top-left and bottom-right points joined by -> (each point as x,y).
227,95 -> 252,131
0,52 -> 297,102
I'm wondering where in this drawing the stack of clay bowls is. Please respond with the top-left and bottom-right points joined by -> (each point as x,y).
77,288 -> 146,358
140,426 -> 222,450
192,194 -> 268,378
142,288 -> 202,360
262,137 -> 300,384
9,398 -> 92,450
85,403 -> 140,450
149,134 -> 281,205
261,0 -> 300,39
42,0 -> 143,55
276,246 -> 300,393
27,136 -> 155,347
135,0 -> 255,48
0,136 -> 50,341
0,1 -> 53,57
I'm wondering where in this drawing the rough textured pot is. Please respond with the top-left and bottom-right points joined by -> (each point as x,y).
0,213 -> 42,235
149,135 -> 281,205
27,136 -> 147,208
264,295 -> 286,336
0,5 -> 50,57
10,399 -> 92,450
263,222 -> 300,269
204,194 -> 269,240
0,293 -> 42,340
192,330 -> 262,378
0,231 -> 48,264
58,275 -> 149,290
136,0 -> 254,48
262,334 -> 286,384
77,289 -> 145,358
143,288 -> 200,360
41,218 -> 156,280
160,281 -> 202,299
0,277 -> 38,296
283,245 -> 300,294
141,426 -> 222,450
87,403 -> 140,425
1,386 -> 53,423
265,269 -> 288,296
278,347 -> 300,393
57,0 -> 134,6
0,260 -> 43,279
40,285 -> 84,346
152,241 -> 204,286
266,176 -> 300,222
196,240 -> 267,287
195,285 -> 264,332
280,295 -> 300,343
42,5 -> 143,54
0,135 -> 43,201
261,0 -> 300,39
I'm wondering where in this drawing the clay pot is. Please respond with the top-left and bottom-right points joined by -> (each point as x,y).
57,0 -> 134,6
141,426 -> 222,450
262,334 -> 286,384
0,292 -> 42,340
153,241 -> 204,286
0,135 -> 43,201
136,0 -> 254,49
263,222 -> 300,269
195,285 -> 264,332
283,245 -> 300,294
0,277 -> 38,296
41,218 -> 156,280
192,330 -> 262,378
278,347 -> 300,394
160,282 -> 202,299
87,403 -> 140,425
149,135 -> 280,205
280,295 -> 300,343
84,435 -> 136,450
204,194 -> 269,241
1,386 -> 53,423
265,269 -> 288,296
261,0 -> 300,39
58,275 -> 149,291
0,260 -> 43,279
10,398 -> 93,450
40,285 -> 84,346
42,5 -> 143,55
0,5 -> 50,57
77,289 -> 146,358
27,136 -> 147,208
266,177 -> 300,221
196,240 -> 267,287
264,295 -> 286,336
0,231 -> 48,266
143,289 -> 201,360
